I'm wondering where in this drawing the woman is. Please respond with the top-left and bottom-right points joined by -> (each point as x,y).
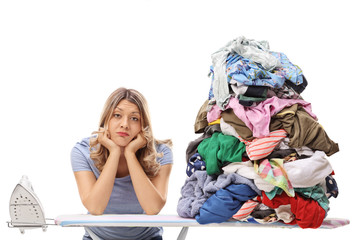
71,87 -> 173,240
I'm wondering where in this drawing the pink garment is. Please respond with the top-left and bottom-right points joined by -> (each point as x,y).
207,96 -> 317,138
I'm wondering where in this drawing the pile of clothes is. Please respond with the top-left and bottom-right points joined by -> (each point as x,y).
177,36 -> 339,228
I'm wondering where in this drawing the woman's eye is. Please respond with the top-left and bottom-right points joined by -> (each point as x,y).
114,114 -> 121,118
131,117 -> 139,121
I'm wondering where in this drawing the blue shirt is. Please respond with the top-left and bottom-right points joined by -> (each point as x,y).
71,137 -> 173,240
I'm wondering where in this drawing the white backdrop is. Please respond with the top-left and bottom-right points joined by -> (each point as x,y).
1,0 -> 358,239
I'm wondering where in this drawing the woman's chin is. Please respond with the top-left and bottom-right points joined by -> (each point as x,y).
113,139 -> 131,148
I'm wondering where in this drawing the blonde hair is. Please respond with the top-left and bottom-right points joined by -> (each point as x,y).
89,87 -> 172,178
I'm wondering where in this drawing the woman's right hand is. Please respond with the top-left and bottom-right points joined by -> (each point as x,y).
93,128 -> 121,154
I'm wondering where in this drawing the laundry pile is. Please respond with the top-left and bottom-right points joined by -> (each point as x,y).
177,36 -> 339,228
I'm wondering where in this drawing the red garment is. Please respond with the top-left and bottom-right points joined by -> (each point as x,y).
261,192 -> 326,228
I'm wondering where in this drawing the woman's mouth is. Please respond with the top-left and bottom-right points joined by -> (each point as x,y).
117,132 -> 129,137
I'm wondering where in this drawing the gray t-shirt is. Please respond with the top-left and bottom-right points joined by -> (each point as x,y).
71,137 -> 173,240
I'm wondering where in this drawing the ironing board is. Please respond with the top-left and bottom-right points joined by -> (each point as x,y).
55,214 -> 350,240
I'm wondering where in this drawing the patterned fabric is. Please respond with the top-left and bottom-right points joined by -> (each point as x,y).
270,52 -> 304,86
186,153 -> 206,177
232,200 -> 259,220
208,51 -> 304,100
227,54 -> 286,88
254,158 -> 295,197
210,36 -> 281,109
325,175 -> 339,199
240,129 -> 287,160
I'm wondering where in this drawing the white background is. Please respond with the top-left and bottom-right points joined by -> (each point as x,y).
1,0 -> 358,239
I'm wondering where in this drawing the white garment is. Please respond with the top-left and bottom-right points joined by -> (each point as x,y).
230,79 -> 249,95
274,204 -> 295,223
284,151 -> 333,188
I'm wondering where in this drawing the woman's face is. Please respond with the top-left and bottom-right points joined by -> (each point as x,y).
108,99 -> 142,147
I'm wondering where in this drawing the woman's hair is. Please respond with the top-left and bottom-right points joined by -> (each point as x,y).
89,87 -> 172,178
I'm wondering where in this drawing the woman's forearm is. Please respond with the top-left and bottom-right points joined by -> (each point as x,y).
125,152 -> 166,215
81,150 -> 120,215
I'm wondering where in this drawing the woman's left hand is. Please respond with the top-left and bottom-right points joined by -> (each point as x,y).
125,132 -> 147,155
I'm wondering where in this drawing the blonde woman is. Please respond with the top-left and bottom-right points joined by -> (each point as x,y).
71,87 -> 173,240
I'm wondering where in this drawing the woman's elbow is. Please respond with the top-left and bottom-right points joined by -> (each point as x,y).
144,199 -> 166,215
145,209 -> 161,215
82,200 -> 105,215
88,208 -> 105,216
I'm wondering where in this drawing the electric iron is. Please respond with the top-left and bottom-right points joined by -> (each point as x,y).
8,175 -> 52,234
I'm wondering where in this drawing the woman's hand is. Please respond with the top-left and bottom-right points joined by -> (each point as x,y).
94,128 -> 121,154
125,132 -> 147,156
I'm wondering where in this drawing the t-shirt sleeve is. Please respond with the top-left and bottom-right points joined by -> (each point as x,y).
156,144 -> 173,166
71,145 -> 92,172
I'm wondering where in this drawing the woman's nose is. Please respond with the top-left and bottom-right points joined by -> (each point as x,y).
120,118 -> 129,129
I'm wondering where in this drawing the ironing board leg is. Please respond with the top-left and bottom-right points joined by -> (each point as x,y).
85,227 -> 101,240
177,227 -> 189,240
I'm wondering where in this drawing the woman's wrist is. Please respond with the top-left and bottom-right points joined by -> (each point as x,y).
124,148 -> 135,156
124,149 -> 136,160
109,147 -> 122,158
